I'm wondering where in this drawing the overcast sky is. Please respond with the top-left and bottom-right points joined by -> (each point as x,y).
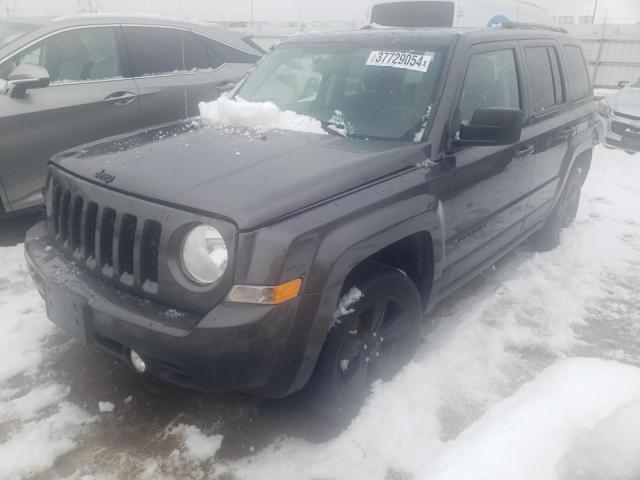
9,0 -> 640,24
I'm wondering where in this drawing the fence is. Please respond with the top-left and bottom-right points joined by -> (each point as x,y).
566,23 -> 640,88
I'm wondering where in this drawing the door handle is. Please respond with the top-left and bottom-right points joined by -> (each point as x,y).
514,144 -> 535,158
104,91 -> 138,105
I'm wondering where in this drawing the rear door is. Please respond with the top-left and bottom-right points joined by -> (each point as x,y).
123,26 -> 240,122
181,31 -> 241,117
0,25 -> 140,213
519,41 -> 573,230
123,26 -> 188,125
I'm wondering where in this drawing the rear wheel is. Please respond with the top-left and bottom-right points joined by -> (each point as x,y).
306,262 -> 422,422
530,164 -> 584,251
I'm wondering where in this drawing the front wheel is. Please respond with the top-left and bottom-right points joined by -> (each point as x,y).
306,262 -> 423,422
530,164 -> 584,251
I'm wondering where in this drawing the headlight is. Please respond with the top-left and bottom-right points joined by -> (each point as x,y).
598,99 -> 612,118
180,225 -> 228,284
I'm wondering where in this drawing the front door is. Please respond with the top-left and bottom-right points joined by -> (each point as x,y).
438,43 -> 535,292
0,26 -> 140,212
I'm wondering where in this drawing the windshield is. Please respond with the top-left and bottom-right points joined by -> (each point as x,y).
0,21 -> 38,48
235,42 -> 448,140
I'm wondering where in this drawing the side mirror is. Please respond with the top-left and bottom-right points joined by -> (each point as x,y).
618,80 -> 630,89
7,64 -> 50,99
456,108 -> 523,147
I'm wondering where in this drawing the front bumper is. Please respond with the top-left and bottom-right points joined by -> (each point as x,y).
25,222 -> 336,398
599,114 -> 640,152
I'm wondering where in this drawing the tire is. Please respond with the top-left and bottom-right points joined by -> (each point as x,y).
306,262 -> 423,422
530,164 -> 584,252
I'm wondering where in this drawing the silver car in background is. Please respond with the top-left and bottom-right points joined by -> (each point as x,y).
0,15 -> 263,218
598,77 -> 640,155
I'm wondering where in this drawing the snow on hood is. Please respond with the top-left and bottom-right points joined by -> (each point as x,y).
198,96 -> 326,135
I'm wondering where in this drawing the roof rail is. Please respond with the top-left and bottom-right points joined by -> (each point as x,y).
500,20 -> 567,34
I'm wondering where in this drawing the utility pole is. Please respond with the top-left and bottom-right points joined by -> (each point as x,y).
146,0 -> 151,13
591,0 -> 599,23
250,0 -> 254,26
77,0 -> 100,13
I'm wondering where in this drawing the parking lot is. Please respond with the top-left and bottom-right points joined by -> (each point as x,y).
1,144 -> 639,479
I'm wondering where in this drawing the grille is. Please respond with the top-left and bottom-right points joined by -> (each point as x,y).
50,180 -> 162,290
611,121 -> 640,137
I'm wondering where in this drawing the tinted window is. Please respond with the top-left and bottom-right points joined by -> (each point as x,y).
563,45 -> 591,100
183,32 -> 223,70
524,47 -> 557,113
0,27 -> 121,82
201,36 -> 260,64
126,27 -> 183,76
459,49 -> 520,125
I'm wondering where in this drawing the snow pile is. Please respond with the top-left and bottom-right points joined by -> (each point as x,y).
0,245 -> 53,382
421,358 -> 640,480
198,96 -> 326,135
0,383 -> 69,422
0,402 -> 95,479
172,424 -> 224,462
557,400 -> 640,480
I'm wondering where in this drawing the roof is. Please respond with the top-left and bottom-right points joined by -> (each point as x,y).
0,13 -> 262,59
282,25 -> 575,46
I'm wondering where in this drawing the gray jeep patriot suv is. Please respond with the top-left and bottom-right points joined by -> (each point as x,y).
25,23 -> 597,419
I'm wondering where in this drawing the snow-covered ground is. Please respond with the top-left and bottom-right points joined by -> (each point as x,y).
1,145 -> 639,479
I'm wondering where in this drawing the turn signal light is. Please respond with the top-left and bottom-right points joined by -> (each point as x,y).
226,278 -> 302,305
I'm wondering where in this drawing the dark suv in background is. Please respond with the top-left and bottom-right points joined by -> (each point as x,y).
26,23 -> 597,420
0,15 -> 262,218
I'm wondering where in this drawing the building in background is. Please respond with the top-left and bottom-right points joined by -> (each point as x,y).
564,23 -> 640,87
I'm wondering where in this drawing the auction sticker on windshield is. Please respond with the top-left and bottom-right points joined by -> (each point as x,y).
366,51 -> 433,72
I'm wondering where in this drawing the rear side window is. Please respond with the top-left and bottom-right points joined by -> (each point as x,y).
459,49 -> 520,125
183,32 -> 224,71
199,36 -> 261,64
563,45 -> 591,101
125,27 -> 183,76
524,46 -> 557,113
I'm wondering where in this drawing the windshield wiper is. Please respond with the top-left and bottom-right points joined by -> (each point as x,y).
320,120 -> 348,138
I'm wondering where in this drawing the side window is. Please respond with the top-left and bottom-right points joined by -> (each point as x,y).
562,45 -> 591,101
200,36 -> 260,64
0,27 -> 122,83
125,27 -> 183,76
459,49 -> 520,126
524,46 -> 557,113
183,32 -> 223,71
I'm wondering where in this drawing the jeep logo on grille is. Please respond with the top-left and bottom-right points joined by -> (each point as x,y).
95,170 -> 115,184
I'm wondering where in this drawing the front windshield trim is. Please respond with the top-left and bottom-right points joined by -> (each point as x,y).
234,41 -> 451,142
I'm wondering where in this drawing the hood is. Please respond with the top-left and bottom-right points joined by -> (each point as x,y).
609,87 -> 640,117
52,121 -> 426,230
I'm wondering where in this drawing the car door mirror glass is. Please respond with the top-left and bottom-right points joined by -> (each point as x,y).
457,107 -> 523,146
6,64 -> 50,98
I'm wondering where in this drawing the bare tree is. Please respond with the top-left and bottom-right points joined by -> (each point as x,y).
2,0 -> 23,18
77,0 -> 101,13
